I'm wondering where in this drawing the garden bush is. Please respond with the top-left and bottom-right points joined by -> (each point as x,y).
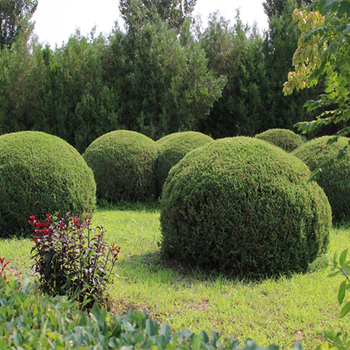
160,137 -> 332,278
0,131 -> 96,237
292,136 -> 350,221
155,131 -> 213,195
83,130 -> 159,203
255,128 -> 304,152
29,213 -> 120,307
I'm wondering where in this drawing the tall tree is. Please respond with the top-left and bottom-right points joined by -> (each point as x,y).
104,14 -> 226,139
0,0 -> 37,50
119,0 -> 196,33
198,12 -> 267,138
261,0 -> 323,133
263,0 -> 311,18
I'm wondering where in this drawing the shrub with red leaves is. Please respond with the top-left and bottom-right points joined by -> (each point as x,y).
29,213 -> 120,305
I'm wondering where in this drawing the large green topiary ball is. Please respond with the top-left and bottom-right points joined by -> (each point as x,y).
160,137 -> 331,278
255,128 -> 304,152
292,136 -> 350,221
156,131 -> 213,195
0,131 -> 96,237
83,130 -> 159,203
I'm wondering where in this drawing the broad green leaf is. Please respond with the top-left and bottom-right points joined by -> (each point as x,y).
339,301 -> 350,318
327,270 -> 340,278
339,249 -> 348,267
333,252 -> 339,267
338,280 -> 346,305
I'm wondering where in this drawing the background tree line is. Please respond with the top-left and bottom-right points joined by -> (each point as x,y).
0,0 -> 332,153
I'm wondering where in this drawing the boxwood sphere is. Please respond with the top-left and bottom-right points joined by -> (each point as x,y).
83,130 -> 159,203
160,137 -> 331,278
156,131 -> 213,195
292,136 -> 350,221
0,131 -> 96,237
255,128 -> 304,152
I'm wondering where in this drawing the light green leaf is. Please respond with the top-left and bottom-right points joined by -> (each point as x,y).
327,270 -> 340,278
339,301 -> 350,318
339,249 -> 348,267
338,280 -> 346,305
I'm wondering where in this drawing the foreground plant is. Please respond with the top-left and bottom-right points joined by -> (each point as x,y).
29,213 -> 120,306
315,249 -> 350,350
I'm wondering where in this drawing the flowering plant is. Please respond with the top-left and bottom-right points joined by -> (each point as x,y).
29,213 -> 120,306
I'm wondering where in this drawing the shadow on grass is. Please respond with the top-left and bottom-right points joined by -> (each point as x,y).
120,249 -> 329,287
119,251 -> 243,286
96,198 -> 160,213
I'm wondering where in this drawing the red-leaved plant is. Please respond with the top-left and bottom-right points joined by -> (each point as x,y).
29,213 -> 120,306
0,257 -> 10,284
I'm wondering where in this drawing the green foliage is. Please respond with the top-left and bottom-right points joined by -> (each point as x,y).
83,130 -> 159,203
315,249 -> 350,350
262,0 -> 325,134
119,0 -> 196,34
263,0 -> 311,19
0,0 -> 37,50
36,32 -> 120,154
0,27 -> 47,137
155,131 -> 213,195
104,13 -> 226,139
284,0 -> 350,142
292,136 -> 350,221
0,28 -> 121,153
0,131 -> 96,237
30,214 -> 120,308
160,137 -> 332,278
198,13 -> 267,138
255,128 -> 304,152
0,274 -> 284,349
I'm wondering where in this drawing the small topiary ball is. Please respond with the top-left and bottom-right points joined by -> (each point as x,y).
160,137 -> 331,279
83,130 -> 159,203
0,131 -> 96,237
156,131 -> 213,195
255,128 -> 304,152
292,136 -> 350,221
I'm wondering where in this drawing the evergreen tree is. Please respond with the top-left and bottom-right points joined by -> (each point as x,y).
0,0 -> 37,50
119,0 -> 196,33
198,12 -> 266,138
261,0 -> 323,133
263,0 -> 311,18
104,15 -> 226,139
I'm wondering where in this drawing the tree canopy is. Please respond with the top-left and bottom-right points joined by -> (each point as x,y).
0,0 -> 37,50
263,0 -> 312,18
284,0 -> 350,178
119,0 -> 196,33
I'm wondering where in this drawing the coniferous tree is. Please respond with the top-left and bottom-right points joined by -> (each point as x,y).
0,0 -> 37,50
198,12 -> 266,138
263,0 -> 311,18
119,0 -> 196,33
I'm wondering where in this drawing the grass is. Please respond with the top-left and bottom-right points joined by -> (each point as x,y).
1,201 -> 350,350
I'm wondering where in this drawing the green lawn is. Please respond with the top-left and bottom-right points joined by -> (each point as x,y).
1,202 -> 349,350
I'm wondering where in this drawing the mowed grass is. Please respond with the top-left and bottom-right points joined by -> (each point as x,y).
1,201 -> 349,350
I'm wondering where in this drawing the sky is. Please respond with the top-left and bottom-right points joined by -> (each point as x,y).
31,0 -> 269,48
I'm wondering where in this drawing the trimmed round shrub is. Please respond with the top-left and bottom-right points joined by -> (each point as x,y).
292,136 -> 350,221
160,137 -> 331,278
255,128 -> 304,152
83,130 -> 159,203
0,131 -> 96,237
156,131 -> 213,194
